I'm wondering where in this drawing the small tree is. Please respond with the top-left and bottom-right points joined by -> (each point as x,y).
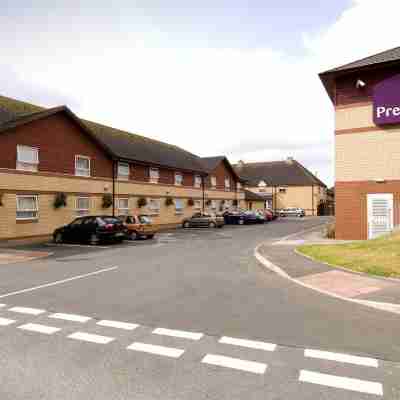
165,196 -> 174,206
187,198 -> 194,207
137,197 -> 147,208
53,192 -> 67,209
102,193 -> 113,209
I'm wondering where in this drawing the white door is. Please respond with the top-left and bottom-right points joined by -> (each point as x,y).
367,194 -> 394,239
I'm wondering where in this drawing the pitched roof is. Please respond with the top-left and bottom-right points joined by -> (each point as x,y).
234,159 -> 326,187
200,156 -> 243,181
0,95 -> 206,173
244,189 -> 267,201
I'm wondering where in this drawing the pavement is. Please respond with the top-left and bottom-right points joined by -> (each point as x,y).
0,217 -> 399,399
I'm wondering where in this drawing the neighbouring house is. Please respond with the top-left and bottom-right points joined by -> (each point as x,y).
0,95 -> 244,241
243,190 -> 266,211
320,46 -> 400,239
234,158 -> 327,216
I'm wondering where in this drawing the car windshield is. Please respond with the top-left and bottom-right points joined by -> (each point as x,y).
97,217 -> 120,225
138,215 -> 151,224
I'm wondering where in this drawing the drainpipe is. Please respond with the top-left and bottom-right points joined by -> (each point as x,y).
202,175 -> 206,213
112,160 -> 116,217
312,184 -> 314,216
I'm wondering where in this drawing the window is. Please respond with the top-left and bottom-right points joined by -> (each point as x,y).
16,145 -> 39,172
148,198 -> 160,214
76,196 -> 90,215
225,200 -> 232,209
175,199 -> 184,214
279,188 -> 287,193
210,176 -> 217,188
118,198 -> 129,215
194,200 -> 202,209
75,155 -> 91,177
149,168 -> 159,183
118,162 -> 130,180
211,200 -> 217,210
225,178 -> 231,190
175,172 -> 183,186
16,195 -> 38,220
194,175 -> 202,188
236,182 -> 242,190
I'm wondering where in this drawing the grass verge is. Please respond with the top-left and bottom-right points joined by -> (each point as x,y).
297,232 -> 400,278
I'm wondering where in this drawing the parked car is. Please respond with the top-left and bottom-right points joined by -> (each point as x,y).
223,211 -> 246,225
279,208 -> 305,218
53,216 -> 127,245
182,212 -> 224,228
254,211 -> 267,224
240,211 -> 261,224
262,209 -> 274,222
118,214 -> 157,240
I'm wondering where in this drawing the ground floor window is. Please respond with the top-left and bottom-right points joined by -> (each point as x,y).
175,199 -> 184,214
194,200 -> 202,210
76,196 -> 90,216
16,195 -> 38,220
148,198 -> 160,215
211,200 -> 217,210
118,198 -> 129,215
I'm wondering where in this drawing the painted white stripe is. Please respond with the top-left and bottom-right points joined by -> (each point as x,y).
202,354 -> 267,374
219,336 -> 276,352
18,323 -> 61,335
97,320 -> 139,330
49,313 -> 91,323
0,304 -> 6,308
127,342 -> 185,358
9,306 -> 45,315
299,370 -> 383,396
68,332 -> 114,344
0,266 -> 118,299
152,327 -> 203,340
305,349 -> 378,367
0,317 -> 16,326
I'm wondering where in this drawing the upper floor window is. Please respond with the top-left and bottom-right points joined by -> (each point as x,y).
17,145 -> 39,172
175,172 -> 183,186
236,182 -> 242,190
118,162 -> 130,180
16,194 -> 38,220
224,178 -> 230,190
210,176 -> 217,188
194,175 -> 202,188
76,196 -> 90,215
149,168 -> 159,184
75,155 -> 91,177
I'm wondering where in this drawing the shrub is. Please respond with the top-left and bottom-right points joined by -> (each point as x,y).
206,199 -> 212,206
0,193 -> 3,207
137,197 -> 147,208
102,193 -> 113,209
165,196 -> 174,206
325,223 -> 335,239
187,198 -> 194,207
53,192 -> 67,209
232,199 -> 238,206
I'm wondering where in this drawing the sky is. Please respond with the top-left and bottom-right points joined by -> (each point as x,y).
1,0 -> 400,187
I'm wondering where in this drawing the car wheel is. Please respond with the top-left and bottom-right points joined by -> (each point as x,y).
54,232 -> 63,244
147,234 -> 155,239
90,233 -> 99,246
238,219 -> 244,225
209,222 -> 216,228
183,221 -> 190,228
129,231 -> 138,240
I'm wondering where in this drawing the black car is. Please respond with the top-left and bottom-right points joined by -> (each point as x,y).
53,216 -> 127,245
223,211 -> 246,225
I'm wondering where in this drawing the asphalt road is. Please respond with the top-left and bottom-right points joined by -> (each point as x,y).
0,217 -> 399,399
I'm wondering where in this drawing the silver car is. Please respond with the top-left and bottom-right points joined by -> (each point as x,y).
279,208 -> 305,218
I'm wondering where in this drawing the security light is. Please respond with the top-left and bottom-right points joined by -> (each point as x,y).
356,79 -> 366,89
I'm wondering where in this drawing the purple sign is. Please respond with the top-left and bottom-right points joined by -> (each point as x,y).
373,74 -> 400,126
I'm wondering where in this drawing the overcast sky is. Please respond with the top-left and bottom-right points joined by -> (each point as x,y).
1,0 -> 400,186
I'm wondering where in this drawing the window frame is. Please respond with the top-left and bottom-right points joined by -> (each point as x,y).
16,145 -> 39,172
175,198 -> 184,214
117,198 -> 129,215
210,176 -> 217,188
75,196 -> 90,216
16,194 -> 39,220
194,200 -> 202,210
175,172 -> 183,186
75,155 -> 91,177
117,162 -> 130,180
211,200 -> 217,210
148,198 -> 161,215
224,177 -> 231,191
194,175 -> 202,188
149,168 -> 160,184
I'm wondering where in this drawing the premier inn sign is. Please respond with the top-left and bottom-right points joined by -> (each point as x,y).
373,74 -> 400,126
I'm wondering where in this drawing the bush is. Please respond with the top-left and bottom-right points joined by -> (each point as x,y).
137,197 -> 147,208
165,197 -> 174,206
205,199 -> 212,206
102,193 -> 113,209
54,192 -> 67,209
325,223 -> 335,239
0,192 -> 3,207
232,199 -> 238,207
187,198 -> 194,207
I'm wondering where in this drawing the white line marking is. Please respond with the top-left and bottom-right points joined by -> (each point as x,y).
0,267 -> 118,299
219,336 -> 276,351
202,354 -> 267,374
97,320 -> 139,330
8,306 -> 45,315
0,304 -> 6,307
305,349 -> 378,367
299,370 -> 383,396
152,327 -> 203,340
49,313 -> 91,323
0,317 -> 16,326
127,342 -> 185,358
18,323 -> 61,335
68,332 -> 114,344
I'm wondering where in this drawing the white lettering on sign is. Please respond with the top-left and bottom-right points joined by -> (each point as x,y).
376,106 -> 400,119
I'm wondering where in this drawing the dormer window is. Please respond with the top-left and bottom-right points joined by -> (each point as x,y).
17,145 -> 39,172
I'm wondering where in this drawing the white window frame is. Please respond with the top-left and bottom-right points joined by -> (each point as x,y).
16,194 -> 39,220
118,162 -> 130,180
149,168 -> 159,184
224,178 -> 231,191
76,196 -> 90,216
211,200 -> 217,210
75,155 -> 91,177
236,181 -> 242,190
175,172 -> 183,186
210,176 -> 217,188
148,198 -> 161,215
194,200 -> 202,210
16,145 -> 39,172
117,198 -> 129,215
175,198 -> 184,214
194,175 -> 202,188
225,200 -> 232,209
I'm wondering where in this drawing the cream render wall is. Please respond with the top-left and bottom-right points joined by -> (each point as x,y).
335,103 -> 373,131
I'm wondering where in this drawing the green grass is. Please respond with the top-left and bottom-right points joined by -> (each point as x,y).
297,232 -> 400,278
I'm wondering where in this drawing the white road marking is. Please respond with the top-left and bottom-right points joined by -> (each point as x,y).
97,320 -> 139,330
68,332 -> 114,344
219,336 -> 276,351
305,349 -> 379,367
18,323 -> 61,335
127,342 -> 185,358
152,327 -> 203,340
0,317 -> 16,326
0,304 -> 6,307
201,354 -> 267,374
49,313 -> 91,323
0,267 -> 118,299
8,306 -> 45,315
299,370 -> 383,396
